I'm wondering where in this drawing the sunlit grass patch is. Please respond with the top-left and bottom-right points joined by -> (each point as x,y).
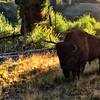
0,53 -> 63,99
0,53 -> 100,100
0,53 -> 59,86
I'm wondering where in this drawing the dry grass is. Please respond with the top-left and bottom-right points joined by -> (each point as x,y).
0,53 -> 100,100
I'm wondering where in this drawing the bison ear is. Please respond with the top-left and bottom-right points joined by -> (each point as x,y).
72,44 -> 78,53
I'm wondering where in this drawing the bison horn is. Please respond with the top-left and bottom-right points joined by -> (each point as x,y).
72,44 -> 78,53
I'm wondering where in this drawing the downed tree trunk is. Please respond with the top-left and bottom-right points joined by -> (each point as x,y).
0,47 -> 55,60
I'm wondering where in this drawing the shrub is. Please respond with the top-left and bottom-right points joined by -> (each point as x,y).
73,15 -> 96,35
28,14 -> 100,48
0,0 -> 14,2
31,25 -> 59,48
0,12 -> 100,51
0,14 -> 20,52
50,12 -> 97,36
50,11 -> 72,33
0,14 -> 20,37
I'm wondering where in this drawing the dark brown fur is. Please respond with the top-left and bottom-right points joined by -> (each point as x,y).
64,29 -> 100,73
56,42 -> 86,80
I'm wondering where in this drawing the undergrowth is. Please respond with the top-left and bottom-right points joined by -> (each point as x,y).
0,12 -> 100,52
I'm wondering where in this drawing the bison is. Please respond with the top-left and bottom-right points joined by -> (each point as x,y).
56,41 -> 87,80
64,29 -> 100,73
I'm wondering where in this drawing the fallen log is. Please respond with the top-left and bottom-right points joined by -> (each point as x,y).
0,48 -> 56,60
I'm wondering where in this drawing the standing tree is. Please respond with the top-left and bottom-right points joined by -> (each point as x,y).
15,0 -> 46,35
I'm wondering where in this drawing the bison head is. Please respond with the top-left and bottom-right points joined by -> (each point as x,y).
56,42 -> 78,67
56,42 -> 80,79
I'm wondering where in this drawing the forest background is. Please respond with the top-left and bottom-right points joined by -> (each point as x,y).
0,0 -> 100,52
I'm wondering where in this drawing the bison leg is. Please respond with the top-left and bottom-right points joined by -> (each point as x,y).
80,62 -> 86,74
62,68 -> 70,80
89,61 -> 91,64
71,70 -> 76,81
77,70 -> 80,80
76,62 -> 86,80
79,61 -> 86,74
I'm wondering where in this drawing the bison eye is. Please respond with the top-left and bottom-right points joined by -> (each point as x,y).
72,44 -> 78,53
